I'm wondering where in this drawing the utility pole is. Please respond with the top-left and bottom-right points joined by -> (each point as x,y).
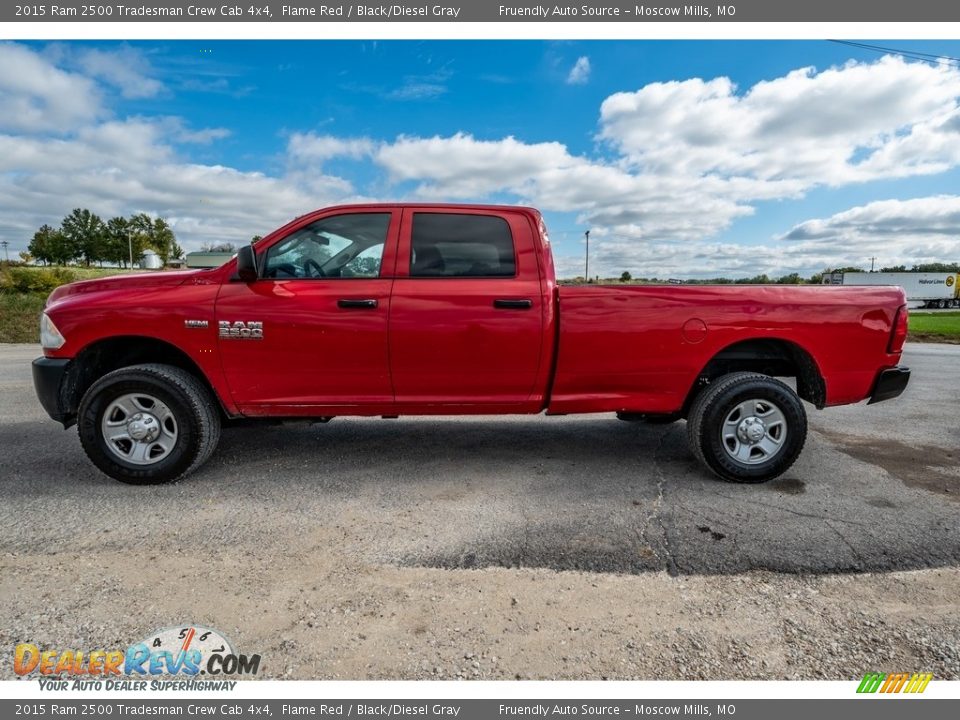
128,231 -> 134,270
0,240 -> 8,264
869,256 -> 877,272
584,230 -> 590,282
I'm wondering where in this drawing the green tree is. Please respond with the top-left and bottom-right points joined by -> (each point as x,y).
880,265 -> 907,272
736,274 -> 771,284
128,213 -> 156,266
201,242 -> 237,253
776,272 -> 803,284
171,241 -> 185,260
28,224 -> 55,265
29,224 -> 74,265
620,271 -> 632,282
61,208 -> 107,266
911,262 -> 960,272
149,218 -> 176,264
104,216 -> 134,267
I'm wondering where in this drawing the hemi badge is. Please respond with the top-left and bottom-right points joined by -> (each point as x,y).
184,320 -> 209,329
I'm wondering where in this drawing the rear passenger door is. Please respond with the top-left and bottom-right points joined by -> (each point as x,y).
388,209 -> 545,407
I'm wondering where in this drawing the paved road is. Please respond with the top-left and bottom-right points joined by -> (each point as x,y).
1,343 -> 958,577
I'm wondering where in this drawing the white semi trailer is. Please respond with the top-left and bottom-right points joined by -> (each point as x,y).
826,272 -> 959,308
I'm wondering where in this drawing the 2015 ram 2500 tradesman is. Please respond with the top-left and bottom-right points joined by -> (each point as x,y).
32,204 -> 910,485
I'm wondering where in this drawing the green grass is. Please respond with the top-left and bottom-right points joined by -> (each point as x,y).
59,267 -> 143,280
908,311 -> 960,342
0,265 -> 142,344
0,292 -> 45,343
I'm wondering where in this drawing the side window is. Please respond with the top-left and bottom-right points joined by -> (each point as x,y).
410,213 -> 516,278
263,213 -> 390,279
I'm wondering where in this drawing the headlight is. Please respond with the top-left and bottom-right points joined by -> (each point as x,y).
40,313 -> 66,350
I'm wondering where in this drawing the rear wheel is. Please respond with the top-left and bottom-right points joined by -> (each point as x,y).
78,364 -> 221,484
686,372 -> 807,483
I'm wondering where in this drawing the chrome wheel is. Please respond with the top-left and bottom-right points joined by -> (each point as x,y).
100,393 -> 178,465
720,398 -> 787,466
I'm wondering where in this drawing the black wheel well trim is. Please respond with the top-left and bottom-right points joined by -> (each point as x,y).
58,335 -> 231,428
683,337 -> 827,414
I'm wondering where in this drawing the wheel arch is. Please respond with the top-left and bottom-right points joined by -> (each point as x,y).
684,337 -> 826,414
58,335 -> 228,428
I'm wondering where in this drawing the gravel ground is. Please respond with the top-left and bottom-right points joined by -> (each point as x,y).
1,343 -> 958,680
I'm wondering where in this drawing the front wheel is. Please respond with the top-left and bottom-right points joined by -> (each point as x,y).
78,364 -> 221,484
686,372 -> 807,483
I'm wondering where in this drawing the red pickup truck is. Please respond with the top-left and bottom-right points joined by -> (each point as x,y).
33,204 -> 910,485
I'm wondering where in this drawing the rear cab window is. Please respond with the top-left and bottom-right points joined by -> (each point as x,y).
410,213 -> 516,278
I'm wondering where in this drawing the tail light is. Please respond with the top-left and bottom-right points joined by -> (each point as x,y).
888,304 -> 908,353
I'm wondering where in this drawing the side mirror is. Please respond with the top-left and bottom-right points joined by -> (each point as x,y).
235,244 -> 259,282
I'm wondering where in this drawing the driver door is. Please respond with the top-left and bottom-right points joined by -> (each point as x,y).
216,209 -> 399,412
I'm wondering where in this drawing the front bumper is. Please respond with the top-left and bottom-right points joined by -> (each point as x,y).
32,357 -> 70,423
867,366 -> 910,405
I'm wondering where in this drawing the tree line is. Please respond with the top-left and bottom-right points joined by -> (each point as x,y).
27,209 -> 184,268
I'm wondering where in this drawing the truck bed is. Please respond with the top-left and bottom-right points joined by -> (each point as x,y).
549,284 -> 906,415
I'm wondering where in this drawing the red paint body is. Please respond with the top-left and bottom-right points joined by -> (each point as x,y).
43,204 -> 907,419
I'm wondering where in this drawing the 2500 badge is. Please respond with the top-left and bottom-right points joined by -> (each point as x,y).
219,320 -> 263,339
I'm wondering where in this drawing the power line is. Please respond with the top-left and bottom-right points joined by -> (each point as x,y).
828,40 -> 960,68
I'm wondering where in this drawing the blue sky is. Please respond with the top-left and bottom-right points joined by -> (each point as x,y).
2,40 -> 960,277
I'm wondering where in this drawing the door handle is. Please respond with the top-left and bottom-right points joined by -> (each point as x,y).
493,298 -> 533,310
337,298 -> 378,309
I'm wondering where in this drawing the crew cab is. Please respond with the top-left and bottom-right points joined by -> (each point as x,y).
32,204 -> 911,485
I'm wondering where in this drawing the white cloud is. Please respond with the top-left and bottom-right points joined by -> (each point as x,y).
0,45 -> 361,252
566,56 -> 591,85
376,132 -> 580,197
368,56 -> 960,275
559,195 -> 960,279
171,125 -> 231,145
76,46 -> 164,99
0,116 -> 356,251
370,133 -> 758,242
776,196 -> 960,271
388,82 -> 447,100
287,134 -> 375,161
386,67 -> 452,101
598,56 -> 960,186
0,43 -> 103,133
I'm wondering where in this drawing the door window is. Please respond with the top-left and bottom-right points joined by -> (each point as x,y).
410,213 -> 516,278
264,213 -> 390,279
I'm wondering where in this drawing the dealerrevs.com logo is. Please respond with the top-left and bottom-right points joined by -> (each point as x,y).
15,626 -> 261,690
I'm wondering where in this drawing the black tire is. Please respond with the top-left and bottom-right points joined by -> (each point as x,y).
686,372 -> 807,483
78,364 -> 221,485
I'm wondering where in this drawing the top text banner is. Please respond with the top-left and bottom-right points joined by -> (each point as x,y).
7,1 -> 960,23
